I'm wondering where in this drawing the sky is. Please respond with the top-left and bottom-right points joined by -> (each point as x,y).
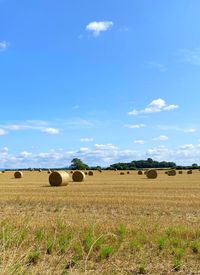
0,0 -> 200,168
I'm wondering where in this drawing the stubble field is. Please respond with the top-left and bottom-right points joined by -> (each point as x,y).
0,170 -> 200,274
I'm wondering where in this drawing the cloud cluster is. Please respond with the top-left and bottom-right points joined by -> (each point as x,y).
134,140 -> 145,144
147,144 -> 200,164
41,128 -> 59,135
86,21 -> 113,36
80,138 -> 94,142
1,142 -> 200,169
179,48 -> 200,66
125,124 -> 146,129
153,135 -> 169,141
0,40 -> 9,51
0,121 -> 60,135
128,98 -> 179,116
184,129 -> 196,133
0,128 -> 8,136
0,118 -> 98,138
0,145 -> 139,169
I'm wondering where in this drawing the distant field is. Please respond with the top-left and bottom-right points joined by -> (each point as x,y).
0,170 -> 200,274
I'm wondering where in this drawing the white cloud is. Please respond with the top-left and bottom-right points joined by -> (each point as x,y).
0,40 -> 9,51
147,146 -> 170,160
145,61 -> 167,72
179,48 -> 200,66
5,124 -> 27,131
86,21 -> 113,36
142,98 -> 165,112
134,140 -> 145,144
0,128 -> 8,136
153,135 -> 169,141
147,144 -> 200,163
80,138 -> 93,142
128,98 -> 179,116
94,144 -> 118,150
0,119 -> 96,137
179,144 -> 194,150
41,128 -> 60,135
78,147 -> 89,153
3,121 -> 49,132
4,122 -> 60,135
184,128 -> 197,133
19,151 -> 32,158
125,124 -> 146,129
164,104 -> 179,111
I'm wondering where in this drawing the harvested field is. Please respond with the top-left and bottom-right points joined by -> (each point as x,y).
0,170 -> 200,274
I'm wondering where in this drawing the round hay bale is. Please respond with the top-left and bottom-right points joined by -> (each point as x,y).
146,169 -> 157,179
168,169 -> 176,176
49,171 -> 70,186
138,170 -> 143,175
14,171 -> 23,179
98,169 -> 102,173
178,171 -> 183,174
2,171 -> 5,173
47,170 -> 51,174
187,170 -> 192,174
72,171 -> 85,182
127,171 -> 130,174
120,172 -> 125,175
165,171 -> 168,175
70,171 -> 73,174
84,172 -> 88,175
88,171 -> 94,176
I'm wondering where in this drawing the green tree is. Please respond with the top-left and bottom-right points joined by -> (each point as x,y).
192,163 -> 198,168
108,159 -> 176,170
70,158 -> 89,170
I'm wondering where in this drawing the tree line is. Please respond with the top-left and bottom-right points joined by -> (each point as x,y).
69,158 -> 200,170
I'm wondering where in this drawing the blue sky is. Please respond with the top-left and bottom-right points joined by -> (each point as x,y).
0,0 -> 200,168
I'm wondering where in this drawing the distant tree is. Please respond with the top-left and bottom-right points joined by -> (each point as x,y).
107,159 -> 176,170
192,163 -> 198,169
70,158 -> 89,170
90,166 -> 102,170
